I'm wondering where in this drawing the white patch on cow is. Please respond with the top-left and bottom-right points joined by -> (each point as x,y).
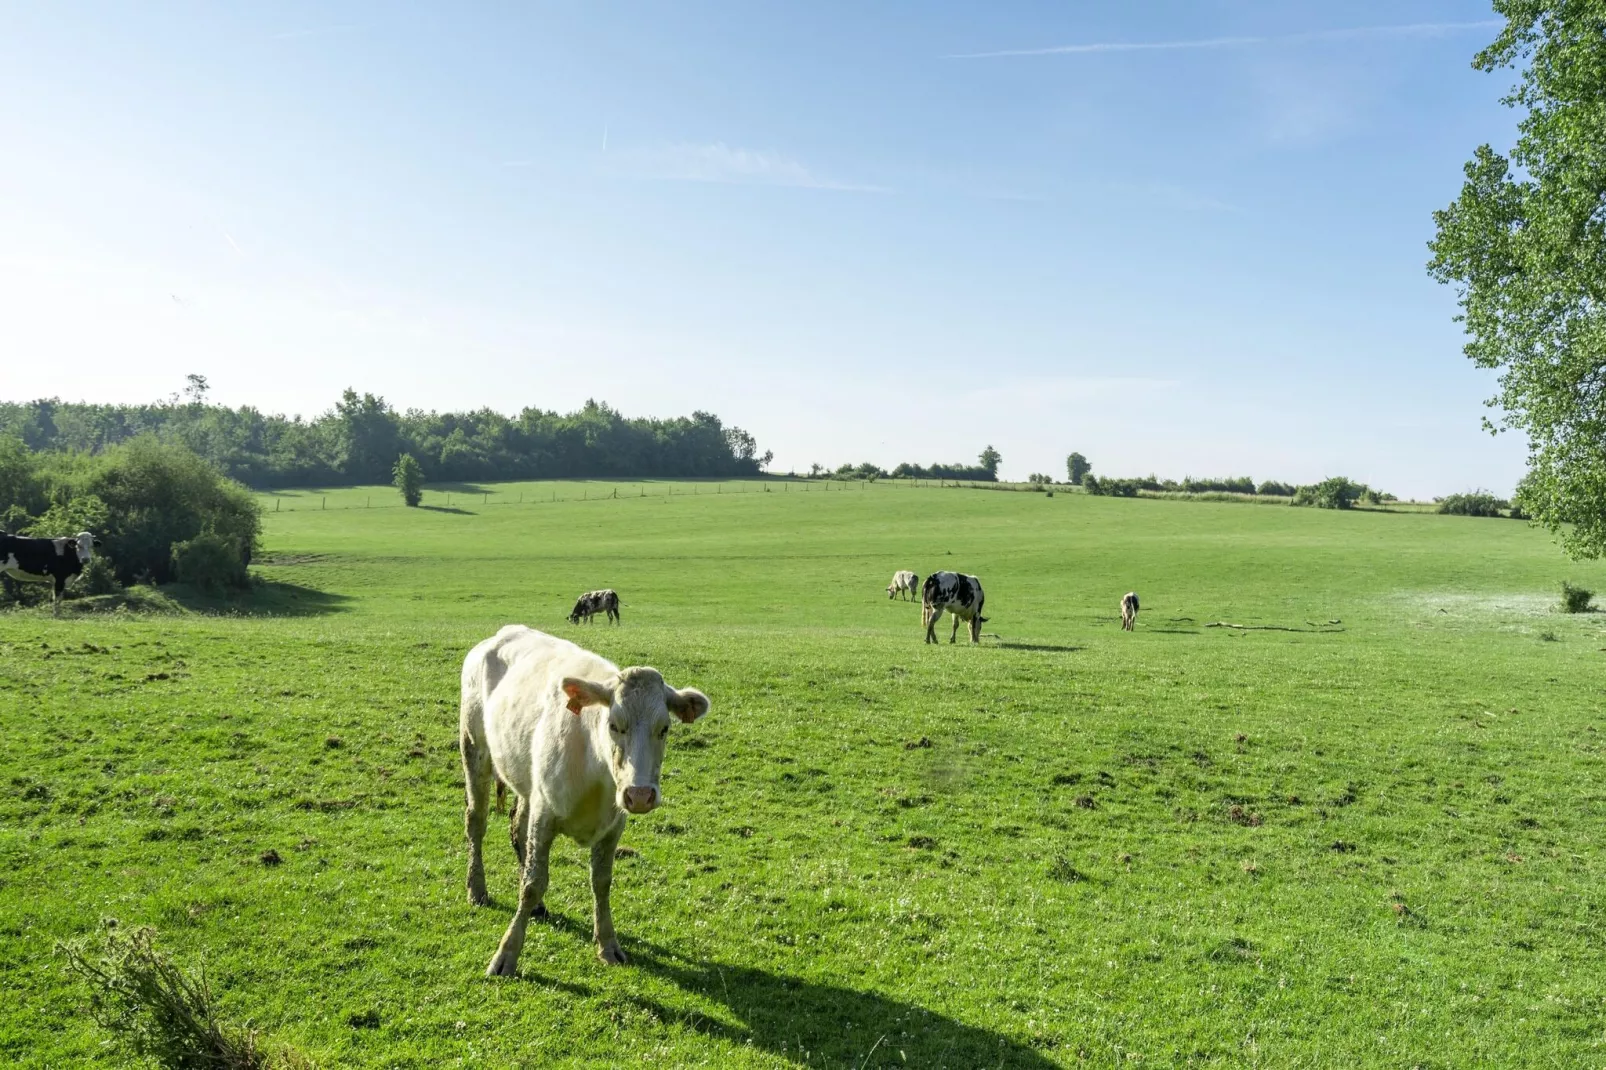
76,531 -> 95,564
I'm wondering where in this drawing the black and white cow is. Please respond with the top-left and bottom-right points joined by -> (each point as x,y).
1120,592 -> 1140,631
921,571 -> 987,644
569,589 -> 621,626
0,531 -> 101,617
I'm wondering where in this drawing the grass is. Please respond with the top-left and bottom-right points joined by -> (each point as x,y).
3,480 -> 1605,1067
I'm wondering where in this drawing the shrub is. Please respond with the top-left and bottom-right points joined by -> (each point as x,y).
58,923 -> 281,1070
1561,582 -> 1594,614
1027,473 -> 1054,485
1438,491 -> 1508,517
393,452 -> 425,507
172,532 -> 251,594
78,555 -> 123,596
1256,481 -> 1295,496
65,437 -> 260,585
1293,477 -> 1367,509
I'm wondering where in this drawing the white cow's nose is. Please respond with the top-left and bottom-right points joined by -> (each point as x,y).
622,786 -> 658,813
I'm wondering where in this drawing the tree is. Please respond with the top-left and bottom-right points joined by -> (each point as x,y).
1428,3 -> 1606,557
393,453 -> 425,507
1066,452 -> 1091,485
183,374 -> 209,406
978,445 -> 1002,479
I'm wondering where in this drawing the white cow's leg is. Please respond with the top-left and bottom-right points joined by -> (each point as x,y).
508,793 -> 526,865
970,614 -> 982,644
590,817 -> 628,965
462,733 -> 495,906
923,605 -> 937,644
950,612 -> 960,643
487,807 -> 556,977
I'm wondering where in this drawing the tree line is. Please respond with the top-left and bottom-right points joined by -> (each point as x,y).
0,379 -> 771,489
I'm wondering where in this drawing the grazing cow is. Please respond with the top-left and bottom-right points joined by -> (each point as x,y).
0,531 -> 100,617
1120,592 -> 1140,631
886,570 -> 919,601
568,589 -> 621,625
460,625 -> 710,974
921,571 -> 987,644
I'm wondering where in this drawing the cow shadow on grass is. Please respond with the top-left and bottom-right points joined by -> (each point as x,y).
995,641 -> 1083,654
516,920 -> 1055,1067
418,504 -> 478,516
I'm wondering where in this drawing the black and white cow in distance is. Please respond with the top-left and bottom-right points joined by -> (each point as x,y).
0,531 -> 100,617
1120,592 -> 1140,631
460,625 -> 710,974
921,571 -> 987,644
886,570 -> 919,601
569,589 -> 621,626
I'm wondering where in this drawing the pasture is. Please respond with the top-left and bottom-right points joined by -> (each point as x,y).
3,481 -> 1604,1067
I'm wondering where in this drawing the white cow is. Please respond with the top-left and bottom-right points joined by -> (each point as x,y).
886,570 -> 919,601
460,625 -> 710,975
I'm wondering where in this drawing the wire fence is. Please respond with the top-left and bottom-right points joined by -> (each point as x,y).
256,479 -> 1063,513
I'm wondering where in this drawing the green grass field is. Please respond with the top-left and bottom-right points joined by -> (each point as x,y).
3,481 -> 1604,1067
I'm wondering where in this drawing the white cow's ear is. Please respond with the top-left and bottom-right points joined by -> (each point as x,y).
562,677 -> 613,715
665,686 -> 710,724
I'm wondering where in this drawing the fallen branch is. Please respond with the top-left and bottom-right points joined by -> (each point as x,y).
1207,621 -> 1345,633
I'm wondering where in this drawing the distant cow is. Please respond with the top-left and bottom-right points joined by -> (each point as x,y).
1120,592 -> 1140,631
886,570 -> 919,601
921,571 -> 987,644
569,589 -> 621,625
460,625 -> 710,974
0,531 -> 100,617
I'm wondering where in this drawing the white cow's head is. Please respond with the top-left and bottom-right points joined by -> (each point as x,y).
75,531 -> 99,564
562,667 -> 709,815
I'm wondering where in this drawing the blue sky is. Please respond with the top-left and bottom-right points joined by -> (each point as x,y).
0,2 -> 1526,495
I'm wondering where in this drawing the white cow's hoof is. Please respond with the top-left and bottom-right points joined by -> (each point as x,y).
486,951 -> 519,977
597,942 -> 628,966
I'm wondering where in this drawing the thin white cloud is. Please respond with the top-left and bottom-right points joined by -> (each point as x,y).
946,20 -> 1501,59
224,231 -> 243,255
619,142 -> 887,193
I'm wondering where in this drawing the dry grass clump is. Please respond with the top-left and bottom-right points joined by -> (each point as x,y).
58,921 -> 312,1069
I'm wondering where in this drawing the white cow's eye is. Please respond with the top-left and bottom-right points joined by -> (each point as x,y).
658,726 -> 669,739
610,723 -> 623,734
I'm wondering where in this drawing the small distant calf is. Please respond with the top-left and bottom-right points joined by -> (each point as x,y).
886,570 -> 919,601
922,571 -> 987,644
569,589 -> 621,625
0,531 -> 101,617
1120,592 -> 1140,631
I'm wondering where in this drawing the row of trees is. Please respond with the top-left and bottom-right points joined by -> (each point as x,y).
0,381 -> 771,489
1080,472 -> 1395,508
809,447 -> 1003,482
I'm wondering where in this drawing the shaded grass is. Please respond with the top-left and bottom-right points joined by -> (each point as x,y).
3,484 -> 1605,1066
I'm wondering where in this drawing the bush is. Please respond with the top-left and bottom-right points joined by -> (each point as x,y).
77,555 -> 122,596
1561,582 -> 1594,614
172,532 -> 251,594
1438,491 -> 1508,517
1256,481 -> 1296,497
1293,477 -> 1367,510
1027,473 -> 1054,485
393,452 -> 424,506
1085,476 -> 1140,497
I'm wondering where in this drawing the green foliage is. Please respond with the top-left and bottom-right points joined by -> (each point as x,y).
0,388 -> 768,489
978,445 -> 1002,479
1428,3 -> 1606,557
392,453 -> 425,507
1066,452 -> 1091,485
1256,480 -> 1296,496
1084,475 -> 1141,497
1561,581 -> 1594,614
1293,477 -> 1369,510
77,555 -> 123,596
1438,491 -> 1510,517
172,533 -> 252,594
1026,472 -> 1054,485
888,460 -> 998,481
831,462 -> 886,481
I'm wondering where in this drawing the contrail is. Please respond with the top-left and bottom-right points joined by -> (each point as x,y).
945,20 -> 1502,59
